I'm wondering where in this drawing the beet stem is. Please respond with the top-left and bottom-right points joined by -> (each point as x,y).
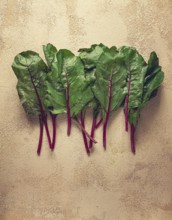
130,123 -> 135,154
37,116 -> 44,156
125,76 -> 131,132
103,78 -> 112,149
80,112 -> 90,155
89,112 -> 97,149
44,115 -> 52,150
75,117 -> 97,144
125,95 -> 129,132
95,117 -> 103,129
66,78 -> 71,136
51,114 -> 57,150
103,123 -> 107,149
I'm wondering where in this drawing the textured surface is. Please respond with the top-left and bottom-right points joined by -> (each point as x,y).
0,0 -> 172,220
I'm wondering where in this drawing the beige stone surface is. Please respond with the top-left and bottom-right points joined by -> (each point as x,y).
0,0 -> 172,219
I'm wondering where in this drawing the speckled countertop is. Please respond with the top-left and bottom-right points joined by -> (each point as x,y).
0,1 -> 172,220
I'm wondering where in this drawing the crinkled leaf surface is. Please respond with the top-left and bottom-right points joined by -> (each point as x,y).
79,43 -> 108,70
92,47 -> 127,120
129,52 -> 164,127
79,44 -> 116,114
119,46 -> 148,126
42,44 -> 66,115
119,46 -> 148,108
46,49 -> 94,116
43,78 -> 67,115
43,43 -> 58,69
12,51 -> 48,115
59,49 -> 94,116
142,51 -> 164,107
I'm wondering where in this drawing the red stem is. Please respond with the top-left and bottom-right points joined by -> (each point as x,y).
28,68 -> 52,149
89,114 -> 97,149
75,118 -> 97,144
103,78 -> 112,149
95,117 -> 103,129
130,123 -> 135,154
44,115 -> 52,150
80,112 -> 90,155
125,79 -> 130,132
66,81 -> 71,136
125,95 -> 129,131
51,114 -> 57,150
37,117 -> 44,156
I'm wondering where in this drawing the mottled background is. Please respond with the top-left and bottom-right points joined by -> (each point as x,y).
0,0 -> 172,220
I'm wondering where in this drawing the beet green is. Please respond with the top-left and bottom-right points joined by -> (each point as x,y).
12,51 -> 51,155
120,47 -> 164,154
92,47 -> 127,149
12,43 -> 164,156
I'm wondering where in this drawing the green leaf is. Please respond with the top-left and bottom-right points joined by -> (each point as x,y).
56,49 -> 94,116
79,44 -> 117,115
119,46 -> 148,126
119,46 -> 148,109
43,43 -> 58,69
142,52 -> 164,107
43,78 -> 66,115
79,43 -> 109,70
92,47 -> 127,119
44,49 -> 94,117
12,51 -> 48,115
42,47 -> 66,115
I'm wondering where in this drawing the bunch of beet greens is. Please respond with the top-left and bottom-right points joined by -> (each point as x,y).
12,43 -> 164,155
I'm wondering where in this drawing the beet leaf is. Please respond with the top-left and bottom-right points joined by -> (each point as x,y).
119,47 -> 148,153
43,43 -> 58,150
120,47 -> 164,154
142,52 -> 164,106
79,44 -> 108,149
12,51 -> 51,154
44,48 -> 95,153
92,47 -> 127,149
43,43 -> 57,69
12,44 -> 164,156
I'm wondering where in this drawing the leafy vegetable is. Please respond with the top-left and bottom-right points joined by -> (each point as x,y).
43,43 -> 62,149
56,49 -> 92,134
43,43 -> 58,69
12,51 -> 51,155
142,52 -> 164,106
12,43 -> 164,156
45,48 -> 95,154
79,44 -> 108,149
119,46 -> 148,153
92,47 -> 127,149
120,47 -> 164,154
